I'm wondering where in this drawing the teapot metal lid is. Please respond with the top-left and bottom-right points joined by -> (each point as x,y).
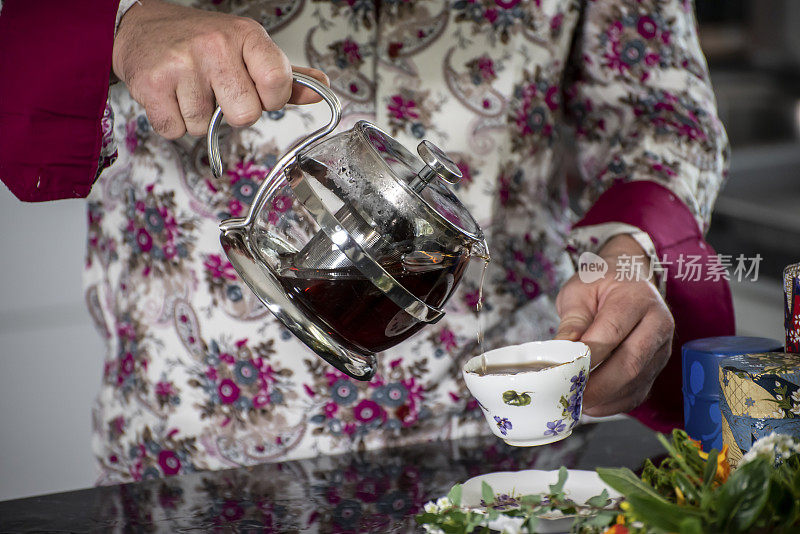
355,122 -> 485,247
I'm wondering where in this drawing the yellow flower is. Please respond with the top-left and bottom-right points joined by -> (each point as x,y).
716,444 -> 731,483
674,485 -> 686,505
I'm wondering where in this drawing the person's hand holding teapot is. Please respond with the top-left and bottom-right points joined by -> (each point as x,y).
112,0 -> 328,139
555,234 -> 675,417
113,0 -> 675,418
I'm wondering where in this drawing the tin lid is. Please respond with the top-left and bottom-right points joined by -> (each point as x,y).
682,336 -> 783,398
719,351 -> 800,381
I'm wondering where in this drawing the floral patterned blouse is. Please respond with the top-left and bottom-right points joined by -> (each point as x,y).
85,0 -> 727,484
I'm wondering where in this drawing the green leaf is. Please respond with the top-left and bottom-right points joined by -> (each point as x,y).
626,493 -> 703,532
716,457 -> 771,533
524,514 -> 539,532
448,484 -> 463,507
481,481 -> 494,506
703,449 -> 720,487
502,390 -> 531,406
519,494 -> 542,506
679,515 -> 704,534
597,467 -> 665,501
585,488 -> 610,508
549,466 -> 568,494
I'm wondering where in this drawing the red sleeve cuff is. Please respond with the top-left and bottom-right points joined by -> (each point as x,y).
0,0 -> 121,202
574,180 -> 701,251
576,181 -> 735,433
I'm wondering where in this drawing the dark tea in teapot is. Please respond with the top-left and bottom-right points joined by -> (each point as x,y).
276,257 -> 469,354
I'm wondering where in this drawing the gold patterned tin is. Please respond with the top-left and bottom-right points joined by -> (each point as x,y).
719,352 -> 800,467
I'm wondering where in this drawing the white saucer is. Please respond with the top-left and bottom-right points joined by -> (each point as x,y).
460,469 -> 621,533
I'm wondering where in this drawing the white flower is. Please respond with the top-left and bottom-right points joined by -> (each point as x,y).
771,410 -> 785,418
741,432 -> 800,465
423,526 -> 445,534
488,515 -> 526,534
435,497 -> 452,509
791,404 -> 800,415
792,390 -> 800,403
776,395 -> 783,401
424,501 -> 439,514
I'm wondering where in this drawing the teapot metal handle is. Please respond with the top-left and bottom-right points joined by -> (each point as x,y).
207,72 -> 342,231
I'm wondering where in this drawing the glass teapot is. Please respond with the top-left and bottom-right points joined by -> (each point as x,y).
207,73 -> 489,380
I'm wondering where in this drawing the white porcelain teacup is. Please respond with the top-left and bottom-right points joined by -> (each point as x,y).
463,340 -> 591,446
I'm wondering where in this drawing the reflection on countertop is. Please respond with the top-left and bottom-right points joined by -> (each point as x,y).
0,419 -> 663,533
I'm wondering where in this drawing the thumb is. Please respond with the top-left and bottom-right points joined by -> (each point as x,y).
554,281 -> 595,341
554,312 -> 592,341
289,66 -> 330,105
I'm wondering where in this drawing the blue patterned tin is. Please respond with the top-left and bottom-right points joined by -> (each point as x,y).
719,352 -> 800,466
682,336 -> 782,452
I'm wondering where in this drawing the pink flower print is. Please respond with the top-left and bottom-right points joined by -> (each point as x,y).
495,0 -> 521,8
155,381 -> 174,397
456,160 -> 473,185
120,353 -> 135,376
342,38 -> 362,64
544,86 -> 560,111
228,198 -> 245,217
112,416 -> 125,435
218,378 -> 240,404
521,277 -> 540,299
343,422 -> 358,436
117,322 -> 136,341
272,195 -> 292,213
136,228 -> 153,252
476,56 -> 497,82
204,254 -> 237,281
637,15 -> 657,39
324,401 -> 339,419
253,392 -> 270,408
388,41 -> 404,58
463,289 -> 480,309
158,450 -> 181,476
387,94 -> 419,121
550,13 -> 564,33
353,399 -> 384,423
205,366 -> 218,381
226,160 -> 266,184
125,121 -> 138,152
220,352 -> 235,364
438,328 -> 458,351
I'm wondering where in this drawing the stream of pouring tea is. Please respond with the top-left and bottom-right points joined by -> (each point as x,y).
477,259 -> 489,374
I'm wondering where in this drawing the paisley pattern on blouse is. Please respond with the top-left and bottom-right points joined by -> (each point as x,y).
88,0 -> 727,483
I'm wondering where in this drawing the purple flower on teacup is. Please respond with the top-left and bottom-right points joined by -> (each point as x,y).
545,419 -> 566,436
570,369 -> 587,392
493,416 -> 512,436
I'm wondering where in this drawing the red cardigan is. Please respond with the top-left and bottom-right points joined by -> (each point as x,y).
0,0 -> 120,201
0,0 -> 734,433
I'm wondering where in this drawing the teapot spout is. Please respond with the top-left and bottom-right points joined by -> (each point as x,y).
469,238 -> 490,262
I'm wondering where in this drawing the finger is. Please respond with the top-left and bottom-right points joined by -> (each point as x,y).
583,341 -> 670,416
144,92 -> 186,140
204,45 -> 263,128
289,66 -> 330,105
241,30 -> 293,111
579,288 -> 652,368
582,310 -> 673,415
554,279 -> 595,342
176,75 -> 216,137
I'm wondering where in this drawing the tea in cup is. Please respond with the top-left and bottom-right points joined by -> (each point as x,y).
462,340 -> 591,446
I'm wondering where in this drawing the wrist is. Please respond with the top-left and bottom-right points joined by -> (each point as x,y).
599,234 -> 654,284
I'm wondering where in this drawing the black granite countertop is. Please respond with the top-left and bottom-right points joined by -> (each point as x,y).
0,418 -> 665,533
